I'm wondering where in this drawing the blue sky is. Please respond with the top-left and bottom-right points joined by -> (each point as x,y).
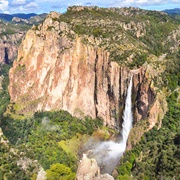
0,0 -> 179,14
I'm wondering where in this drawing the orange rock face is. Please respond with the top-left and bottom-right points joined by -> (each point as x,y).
9,30 -> 122,127
8,13 -> 167,130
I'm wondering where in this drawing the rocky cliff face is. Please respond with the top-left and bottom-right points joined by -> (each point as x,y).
76,154 -> 114,180
0,16 -> 46,65
0,22 -> 29,64
0,40 -> 20,64
8,12 -> 167,131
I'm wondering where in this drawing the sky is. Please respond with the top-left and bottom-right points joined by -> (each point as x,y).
0,0 -> 179,14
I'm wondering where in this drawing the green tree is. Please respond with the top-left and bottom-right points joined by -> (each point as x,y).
46,163 -> 75,180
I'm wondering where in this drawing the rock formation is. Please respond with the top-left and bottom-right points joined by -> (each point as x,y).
8,11 -> 167,131
0,75 -> 4,90
0,29 -> 27,64
76,154 -> 114,180
12,17 -> 29,24
0,15 -> 47,65
0,40 -> 20,64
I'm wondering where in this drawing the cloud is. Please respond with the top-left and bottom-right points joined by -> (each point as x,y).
19,1 -> 38,11
0,0 -> 179,14
10,0 -> 38,11
109,0 -> 167,7
172,0 -> 180,2
35,0 -> 55,1
11,0 -> 27,6
0,0 -> 9,12
84,2 -> 94,5
24,1 -> 38,9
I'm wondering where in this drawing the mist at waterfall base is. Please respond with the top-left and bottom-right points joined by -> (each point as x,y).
88,76 -> 133,174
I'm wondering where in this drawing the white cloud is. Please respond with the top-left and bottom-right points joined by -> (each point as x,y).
110,0 -> 168,7
25,2 -> 38,8
137,0 -> 167,4
0,0 -> 9,12
20,1 -> 38,10
172,0 -> 180,2
0,0 -> 179,14
34,0 -> 58,1
11,0 -> 27,5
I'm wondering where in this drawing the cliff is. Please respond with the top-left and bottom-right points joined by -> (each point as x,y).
0,20 -> 29,64
0,16 -> 47,65
0,35 -> 24,64
3,7 -> 180,180
8,11 -> 167,131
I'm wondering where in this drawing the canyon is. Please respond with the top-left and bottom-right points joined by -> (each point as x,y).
1,6 -> 179,180
8,12 -> 167,135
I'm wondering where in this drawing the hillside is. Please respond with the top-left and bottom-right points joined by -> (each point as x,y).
164,8 -> 180,15
0,6 -> 180,180
163,8 -> 180,20
0,13 -> 47,25
0,14 -> 47,65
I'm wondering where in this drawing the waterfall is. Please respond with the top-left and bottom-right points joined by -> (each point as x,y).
120,75 -> 133,151
86,75 -> 134,174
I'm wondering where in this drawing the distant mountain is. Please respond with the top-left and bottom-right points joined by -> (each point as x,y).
0,13 -> 37,22
163,8 -> 180,20
0,14 -> 14,21
28,13 -> 47,24
12,13 -> 37,19
0,13 -> 47,64
0,13 -> 47,24
163,8 -> 180,15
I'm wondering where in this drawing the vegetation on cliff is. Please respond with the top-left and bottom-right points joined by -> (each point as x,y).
0,64 -> 104,179
116,53 -> 180,179
0,6 -> 180,180
0,21 -> 30,37
0,64 -> 10,117
57,6 -> 179,68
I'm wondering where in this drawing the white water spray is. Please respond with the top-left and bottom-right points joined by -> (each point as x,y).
121,75 -> 133,150
89,76 -> 133,174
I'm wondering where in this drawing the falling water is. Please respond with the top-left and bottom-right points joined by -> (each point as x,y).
88,75 -> 134,174
121,75 -> 133,150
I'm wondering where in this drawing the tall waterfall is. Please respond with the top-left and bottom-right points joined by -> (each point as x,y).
121,75 -> 133,151
88,76 -> 134,174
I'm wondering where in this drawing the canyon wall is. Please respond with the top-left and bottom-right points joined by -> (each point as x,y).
8,12 -> 167,130
0,33 -> 26,64
0,41 -> 18,64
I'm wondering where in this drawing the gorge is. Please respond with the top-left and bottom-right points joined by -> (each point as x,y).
0,6 -> 179,180
8,11 -> 166,134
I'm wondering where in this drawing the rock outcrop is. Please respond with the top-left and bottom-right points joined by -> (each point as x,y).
164,26 -> 180,53
12,17 -> 29,24
0,15 -> 46,65
8,12 -> 166,131
0,30 -> 27,64
76,154 -> 114,180
0,40 -> 19,64
0,75 -> 4,90
0,127 -> 8,145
